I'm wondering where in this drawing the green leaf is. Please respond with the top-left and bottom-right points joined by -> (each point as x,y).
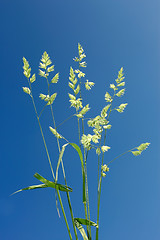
51,73 -> 59,83
30,74 -> 36,83
74,219 -> 88,240
34,173 -> 72,192
69,143 -> 86,203
11,184 -> 48,195
74,218 -> 98,228
56,143 -> 69,181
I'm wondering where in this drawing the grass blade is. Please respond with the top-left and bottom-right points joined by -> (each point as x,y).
74,219 -> 89,240
11,184 -> 48,195
34,173 -> 72,192
69,143 -> 86,203
74,218 -> 98,228
56,143 -> 69,181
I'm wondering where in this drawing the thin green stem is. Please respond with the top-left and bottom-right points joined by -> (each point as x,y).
57,190 -> 73,240
56,114 -> 76,129
96,131 -> 106,240
107,148 -> 136,166
78,117 -> 82,149
77,114 -> 89,237
96,95 -> 115,240
78,59 -> 91,239
82,119 -> 91,240
28,80 -> 55,180
28,79 -> 72,240
46,77 -> 78,240
85,150 -> 91,240
97,137 -> 102,190
38,103 -> 48,119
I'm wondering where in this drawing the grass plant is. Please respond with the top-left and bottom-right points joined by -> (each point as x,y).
13,44 -> 150,240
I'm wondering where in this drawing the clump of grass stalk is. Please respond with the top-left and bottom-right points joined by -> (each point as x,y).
13,44 -> 150,240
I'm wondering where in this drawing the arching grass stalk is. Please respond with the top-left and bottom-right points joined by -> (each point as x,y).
26,78 -> 72,240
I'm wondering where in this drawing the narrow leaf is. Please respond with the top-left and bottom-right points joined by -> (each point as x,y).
11,184 -> 48,196
56,143 -> 69,181
69,143 -> 86,203
74,218 -> 98,228
74,219 -> 88,240
34,173 -> 72,192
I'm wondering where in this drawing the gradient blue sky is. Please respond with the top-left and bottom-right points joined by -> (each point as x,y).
1,0 -> 160,239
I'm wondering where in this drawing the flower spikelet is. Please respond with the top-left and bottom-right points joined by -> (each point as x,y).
81,134 -> 92,150
85,80 -> 95,90
101,146 -> 111,152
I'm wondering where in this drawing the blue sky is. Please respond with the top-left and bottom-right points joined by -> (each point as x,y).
0,0 -> 160,239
